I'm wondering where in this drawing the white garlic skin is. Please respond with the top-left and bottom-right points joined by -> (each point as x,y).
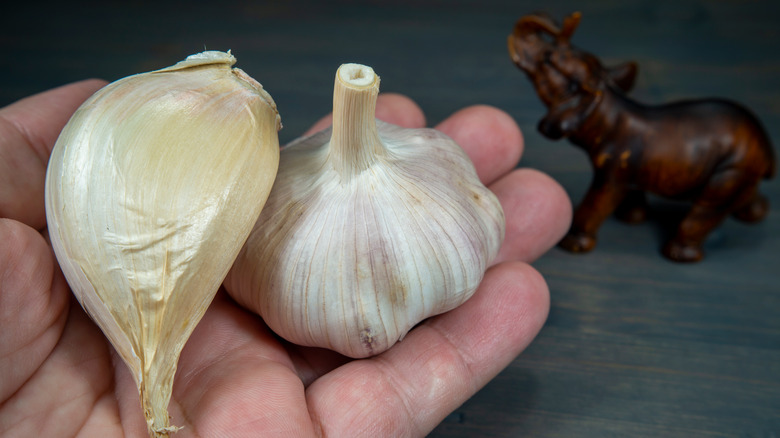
226,64 -> 504,358
45,51 -> 280,436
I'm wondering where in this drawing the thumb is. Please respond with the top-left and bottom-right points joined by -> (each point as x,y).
0,218 -> 71,401
0,79 -> 107,229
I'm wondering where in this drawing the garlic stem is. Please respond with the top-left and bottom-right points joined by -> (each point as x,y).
142,383 -> 180,437
329,63 -> 385,177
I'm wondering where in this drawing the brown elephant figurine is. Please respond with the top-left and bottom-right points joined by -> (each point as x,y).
508,11 -> 776,262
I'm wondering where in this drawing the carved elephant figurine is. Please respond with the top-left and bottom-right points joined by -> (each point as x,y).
508,12 -> 775,262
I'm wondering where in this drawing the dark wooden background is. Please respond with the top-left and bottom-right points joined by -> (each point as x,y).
2,1 -> 778,436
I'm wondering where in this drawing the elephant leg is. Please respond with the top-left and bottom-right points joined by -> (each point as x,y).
663,203 -> 728,262
664,170 -> 754,262
731,184 -> 769,223
560,178 -> 627,253
614,189 -> 648,223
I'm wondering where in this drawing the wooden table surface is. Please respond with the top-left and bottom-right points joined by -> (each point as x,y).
2,1 -> 778,436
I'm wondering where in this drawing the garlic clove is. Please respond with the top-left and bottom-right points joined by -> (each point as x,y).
225,63 -> 504,358
45,51 -> 280,437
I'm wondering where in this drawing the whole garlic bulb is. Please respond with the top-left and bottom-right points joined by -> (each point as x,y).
226,63 -> 504,358
45,51 -> 280,437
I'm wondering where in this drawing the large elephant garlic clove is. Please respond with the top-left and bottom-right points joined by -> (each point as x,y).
45,51 -> 280,437
225,63 -> 505,358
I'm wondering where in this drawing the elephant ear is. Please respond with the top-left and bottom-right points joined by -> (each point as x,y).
606,61 -> 638,93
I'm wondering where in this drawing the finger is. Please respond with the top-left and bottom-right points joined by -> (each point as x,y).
490,168 -> 573,264
0,300 -> 115,437
0,79 -> 107,229
306,261 -> 550,437
303,92 -> 426,136
0,80 -> 107,159
0,218 -> 70,402
284,343 -> 350,388
435,105 -> 524,185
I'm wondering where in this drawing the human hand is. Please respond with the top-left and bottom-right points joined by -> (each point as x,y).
0,81 -> 571,437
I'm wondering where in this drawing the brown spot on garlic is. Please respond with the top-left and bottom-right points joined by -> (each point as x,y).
225,63 -> 504,358
360,327 -> 378,355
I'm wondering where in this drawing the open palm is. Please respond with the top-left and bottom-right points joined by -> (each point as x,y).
0,80 -> 571,437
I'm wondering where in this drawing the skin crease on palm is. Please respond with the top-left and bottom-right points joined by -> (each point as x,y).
0,79 -> 572,437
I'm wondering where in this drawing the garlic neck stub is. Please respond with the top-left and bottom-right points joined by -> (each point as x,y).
45,51 -> 280,437
329,63 -> 385,176
226,63 -> 505,358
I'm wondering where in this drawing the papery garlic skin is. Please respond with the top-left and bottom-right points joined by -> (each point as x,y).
226,63 -> 504,358
45,51 -> 280,437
